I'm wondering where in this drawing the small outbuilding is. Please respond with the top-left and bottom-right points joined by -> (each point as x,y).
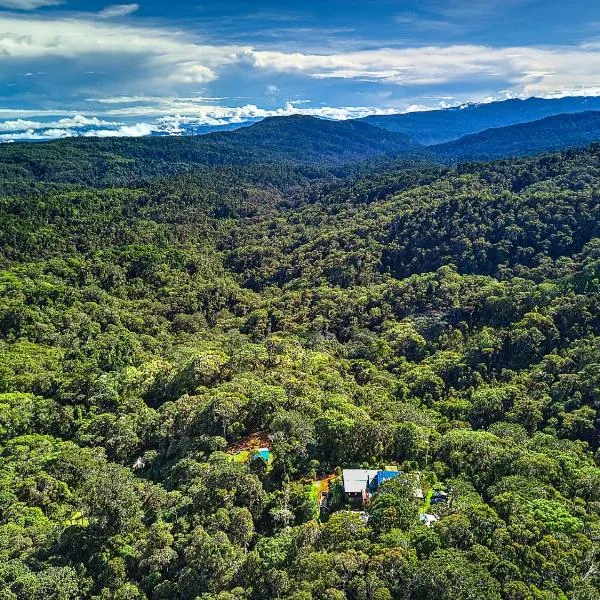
342,468 -> 425,507
420,513 -> 439,527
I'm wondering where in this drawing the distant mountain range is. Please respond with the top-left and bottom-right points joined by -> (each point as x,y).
147,95 -> 600,145
5,102 -> 600,183
4,94 -> 600,147
0,114 -> 420,186
359,95 -> 600,144
196,108 -> 600,165
429,110 -> 600,162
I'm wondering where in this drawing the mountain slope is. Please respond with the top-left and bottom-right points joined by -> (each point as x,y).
361,95 -> 600,144
224,114 -> 420,161
0,115 -> 420,186
430,110 -> 600,162
5,107 -> 600,193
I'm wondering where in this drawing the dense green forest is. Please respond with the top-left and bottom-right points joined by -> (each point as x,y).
1,130 -> 600,600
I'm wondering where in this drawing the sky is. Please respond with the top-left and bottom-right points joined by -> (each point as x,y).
2,0 -> 600,140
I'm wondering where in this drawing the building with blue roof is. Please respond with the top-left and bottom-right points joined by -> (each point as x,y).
368,470 -> 402,493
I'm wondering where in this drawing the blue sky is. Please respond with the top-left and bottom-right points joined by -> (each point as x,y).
2,0 -> 600,139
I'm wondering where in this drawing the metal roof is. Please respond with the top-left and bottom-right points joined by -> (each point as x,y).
342,469 -> 379,494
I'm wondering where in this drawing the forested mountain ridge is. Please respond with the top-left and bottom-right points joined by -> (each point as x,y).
0,115 -> 420,188
360,95 -> 600,144
1,133 -> 600,599
430,110 -> 600,162
4,109 -> 600,191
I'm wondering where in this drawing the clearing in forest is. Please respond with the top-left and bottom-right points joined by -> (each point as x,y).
227,431 -> 272,463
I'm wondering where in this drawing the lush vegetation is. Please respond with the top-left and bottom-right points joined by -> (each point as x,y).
1,129 -> 600,600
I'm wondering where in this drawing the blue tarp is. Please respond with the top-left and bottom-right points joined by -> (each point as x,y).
430,491 -> 448,504
368,470 -> 401,492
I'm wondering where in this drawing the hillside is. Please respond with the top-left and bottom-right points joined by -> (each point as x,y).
0,116 -> 419,188
1,138 -> 600,598
361,95 -> 600,144
227,115 -> 420,160
430,110 -> 600,162
6,110 -> 600,195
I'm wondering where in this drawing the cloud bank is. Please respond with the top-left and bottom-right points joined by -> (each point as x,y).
2,14 -> 600,97
249,45 -> 600,97
0,115 -> 118,131
0,15 -> 244,86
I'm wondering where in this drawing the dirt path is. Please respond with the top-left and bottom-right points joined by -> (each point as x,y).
227,431 -> 272,454
314,472 -> 337,494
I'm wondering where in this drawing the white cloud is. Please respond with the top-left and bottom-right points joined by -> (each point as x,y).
0,128 -> 73,141
0,15 -> 246,87
248,44 -> 600,97
0,121 -> 160,140
98,3 -> 140,18
93,100 -> 402,121
167,63 -> 216,84
85,122 -> 156,137
0,114 -> 119,131
0,0 -> 63,9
